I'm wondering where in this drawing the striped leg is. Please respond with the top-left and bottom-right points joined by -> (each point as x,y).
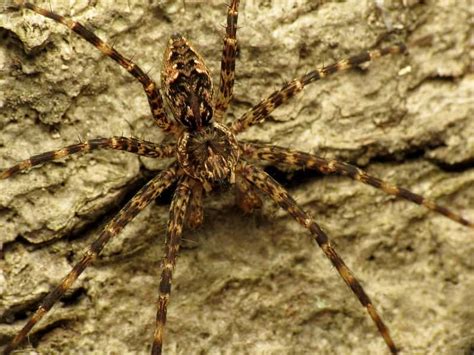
187,183 -> 204,229
235,173 -> 262,213
239,162 -> 398,354
152,178 -> 192,355
12,1 -> 175,133
242,143 -> 474,229
4,165 -> 179,355
0,137 -> 175,180
231,43 -> 406,134
213,0 -> 240,122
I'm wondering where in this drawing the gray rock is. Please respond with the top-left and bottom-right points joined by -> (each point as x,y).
0,1 -> 473,354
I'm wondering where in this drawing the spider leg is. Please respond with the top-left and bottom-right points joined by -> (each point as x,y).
242,143 -> 474,229
152,177 -> 192,355
3,165 -> 179,354
187,182 -> 204,229
239,162 -> 398,354
235,173 -> 262,213
12,1 -> 176,133
231,43 -> 406,134
0,137 -> 175,180
213,0 -> 240,122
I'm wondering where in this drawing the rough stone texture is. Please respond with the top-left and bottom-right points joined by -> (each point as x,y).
0,1 -> 473,354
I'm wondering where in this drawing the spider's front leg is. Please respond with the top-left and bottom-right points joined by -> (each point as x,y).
231,43 -> 406,134
213,0 -> 240,122
239,162 -> 398,354
3,165 -> 179,354
0,137 -> 175,180
11,1 -> 176,134
152,177 -> 192,355
242,143 -> 474,229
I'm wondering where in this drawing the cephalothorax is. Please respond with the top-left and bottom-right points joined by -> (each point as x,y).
176,121 -> 240,189
1,1 -> 472,354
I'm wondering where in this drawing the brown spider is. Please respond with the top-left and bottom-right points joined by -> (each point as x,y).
1,1 -> 473,354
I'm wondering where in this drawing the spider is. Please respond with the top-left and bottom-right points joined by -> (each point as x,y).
1,1 -> 473,354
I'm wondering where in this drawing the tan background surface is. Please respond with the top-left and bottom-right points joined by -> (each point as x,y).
0,0 -> 473,354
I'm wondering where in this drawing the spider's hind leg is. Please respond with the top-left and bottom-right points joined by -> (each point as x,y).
3,165 -> 179,354
152,178 -> 192,355
239,162 -> 398,354
235,173 -> 262,213
187,183 -> 204,229
242,143 -> 474,229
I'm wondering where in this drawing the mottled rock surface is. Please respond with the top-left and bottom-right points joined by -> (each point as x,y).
0,1 -> 473,354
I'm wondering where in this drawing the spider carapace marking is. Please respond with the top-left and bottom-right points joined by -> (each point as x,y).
176,122 -> 240,190
2,1 -> 473,354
